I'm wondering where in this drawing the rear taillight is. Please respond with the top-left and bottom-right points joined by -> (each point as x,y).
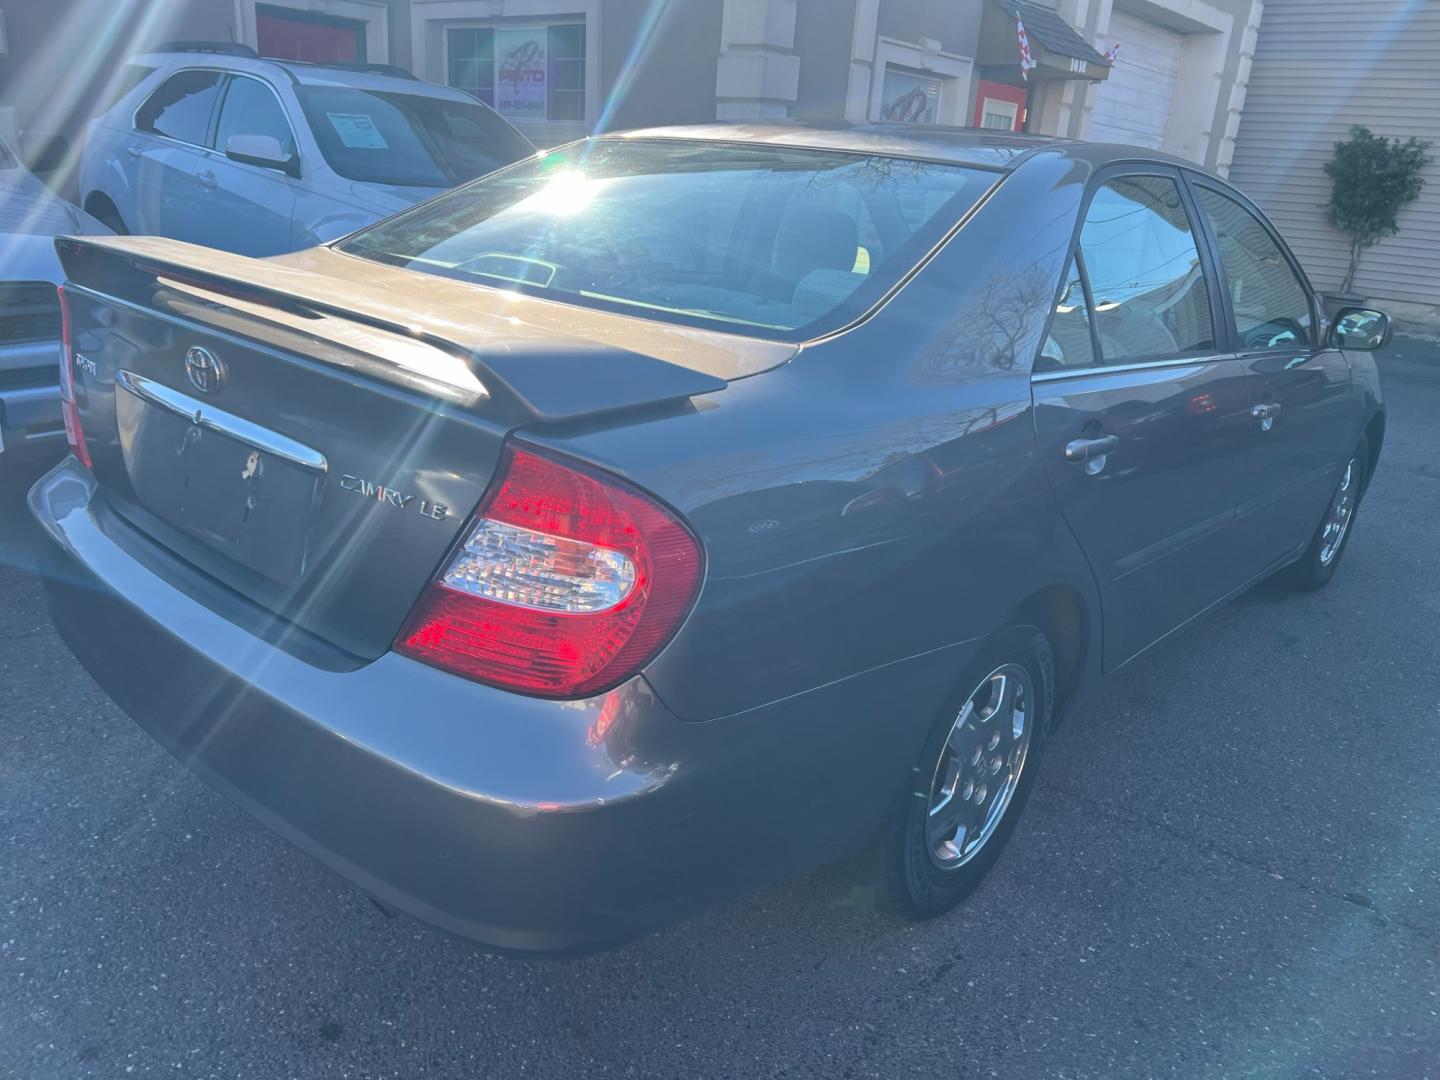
397,444 -> 703,699
56,286 -> 92,469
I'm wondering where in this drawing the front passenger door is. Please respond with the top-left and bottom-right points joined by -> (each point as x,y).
205,74 -> 301,257
1032,170 -> 1256,669
1188,181 -> 1358,565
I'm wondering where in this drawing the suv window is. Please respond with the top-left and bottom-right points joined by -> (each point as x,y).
1194,185 -> 1312,350
215,76 -> 296,159
1079,175 -> 1215,363
295,85 -> 533,187
136,69 -> 223,145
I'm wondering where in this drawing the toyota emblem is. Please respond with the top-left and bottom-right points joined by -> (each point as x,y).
184,345 -> 226,394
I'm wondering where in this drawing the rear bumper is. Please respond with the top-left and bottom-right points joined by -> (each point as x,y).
29,458 -> 971,952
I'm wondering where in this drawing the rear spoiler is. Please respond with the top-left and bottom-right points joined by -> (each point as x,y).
55,236 -> 728,425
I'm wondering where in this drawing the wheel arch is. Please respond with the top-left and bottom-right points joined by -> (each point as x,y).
83,190 -> 122,224
1004,583 -> 1092,727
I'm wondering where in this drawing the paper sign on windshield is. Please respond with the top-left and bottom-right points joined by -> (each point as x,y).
326,112 -> 389,150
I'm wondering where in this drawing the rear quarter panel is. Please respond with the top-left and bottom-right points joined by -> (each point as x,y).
532,150 -> 1103,731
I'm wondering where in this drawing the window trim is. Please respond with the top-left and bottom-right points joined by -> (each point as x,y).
1032,162 -> 1230,378
213,72 -> 302,172
1181,171 -> 1321,354
131,66 -> 230,151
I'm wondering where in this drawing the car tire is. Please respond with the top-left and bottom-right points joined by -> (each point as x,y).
1282,436 -> 1369,592
877,624 -> 1054,919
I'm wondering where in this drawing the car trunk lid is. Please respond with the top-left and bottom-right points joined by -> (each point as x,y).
57,235 -> 763,659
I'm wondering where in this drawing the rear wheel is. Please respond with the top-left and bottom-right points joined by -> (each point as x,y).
879,625 -> 1054,918
1283,436 -> 1369,591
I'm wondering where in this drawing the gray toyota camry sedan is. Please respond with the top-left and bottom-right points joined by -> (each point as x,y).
31,124 -> 1388,954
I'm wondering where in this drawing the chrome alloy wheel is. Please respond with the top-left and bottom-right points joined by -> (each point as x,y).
925,663 -> 1034,870
1319,455 -> 1362,566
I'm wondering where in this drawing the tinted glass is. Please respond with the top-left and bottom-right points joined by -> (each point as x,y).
1038,257 -> 1096,371
1080,175 -> 1215,362
136,70 -> 223,145
295,85 -> 532,187
0,136 -> 15,170
215,76 -> 296,159
1195,186 -> 1312,350
340,140 -> 995,340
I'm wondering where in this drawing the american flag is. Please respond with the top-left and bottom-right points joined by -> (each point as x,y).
1017,18 -> 1038,81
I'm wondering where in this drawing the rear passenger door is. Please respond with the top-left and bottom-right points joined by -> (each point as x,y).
130,69 -> 224,243
1186,177 -> 1358,564
1032,167 -> 1256,669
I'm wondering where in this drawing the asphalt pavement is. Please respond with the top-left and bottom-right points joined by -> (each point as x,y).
3,340 -> 1439,1079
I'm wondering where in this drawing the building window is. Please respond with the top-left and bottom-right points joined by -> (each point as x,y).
257,4 -> 367,63
879,67 -> 941,124
446,23 -> 586,123
980,98 -> 1019,130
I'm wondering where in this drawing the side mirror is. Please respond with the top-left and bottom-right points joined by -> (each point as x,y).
1330,307 -> 1392,352
225,134 -> 299,178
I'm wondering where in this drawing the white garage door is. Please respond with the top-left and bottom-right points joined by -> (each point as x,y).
1088,12 -> 1184,149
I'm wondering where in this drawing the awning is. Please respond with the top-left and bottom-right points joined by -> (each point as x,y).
979,0 -> 1112,82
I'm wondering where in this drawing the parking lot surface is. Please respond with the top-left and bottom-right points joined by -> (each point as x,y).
3,340 -> 1438,1079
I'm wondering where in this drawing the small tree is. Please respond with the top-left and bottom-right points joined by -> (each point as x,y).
1324,125 -> 1432,294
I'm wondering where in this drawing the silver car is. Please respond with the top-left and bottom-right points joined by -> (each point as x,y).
78,43 -> 535,258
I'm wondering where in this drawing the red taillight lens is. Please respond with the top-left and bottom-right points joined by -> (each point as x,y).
56,286 -> 92,469
397,445 -> 703,698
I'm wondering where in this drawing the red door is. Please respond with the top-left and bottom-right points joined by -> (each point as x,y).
256,6 -> 366,63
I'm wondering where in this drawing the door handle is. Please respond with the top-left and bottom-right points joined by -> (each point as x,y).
197,170 -> 217,189
1251,402 -> 1281,431
1064,434 -> 1120,462
126,145 -> 142,158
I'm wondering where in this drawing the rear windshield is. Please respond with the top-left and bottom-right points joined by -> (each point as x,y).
338,139 -> 996,340
296,85 -> 533,188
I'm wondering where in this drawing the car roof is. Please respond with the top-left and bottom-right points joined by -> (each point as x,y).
132,51 -> 476,101
608,121 -> 1209,175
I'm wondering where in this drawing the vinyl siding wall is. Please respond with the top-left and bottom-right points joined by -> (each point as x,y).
1226,0 -> 1440,306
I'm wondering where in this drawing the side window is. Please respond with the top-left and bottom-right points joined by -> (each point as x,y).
1079,175 -> 1215,363
135,70 -> 223,145
215,77 -> 297,158
1038,256 -> 1097,371
1194,186 -> 1312,351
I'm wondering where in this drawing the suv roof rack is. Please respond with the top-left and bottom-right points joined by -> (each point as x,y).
156,41 -> 260,57
268,57 -> 418,80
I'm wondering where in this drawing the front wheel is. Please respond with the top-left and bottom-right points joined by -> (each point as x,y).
878,625 -> 1054,919
1283,436 -> 1369,592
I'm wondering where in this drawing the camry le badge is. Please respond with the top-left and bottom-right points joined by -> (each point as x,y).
184,345 -> 226,394
340,474 -> 449,520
